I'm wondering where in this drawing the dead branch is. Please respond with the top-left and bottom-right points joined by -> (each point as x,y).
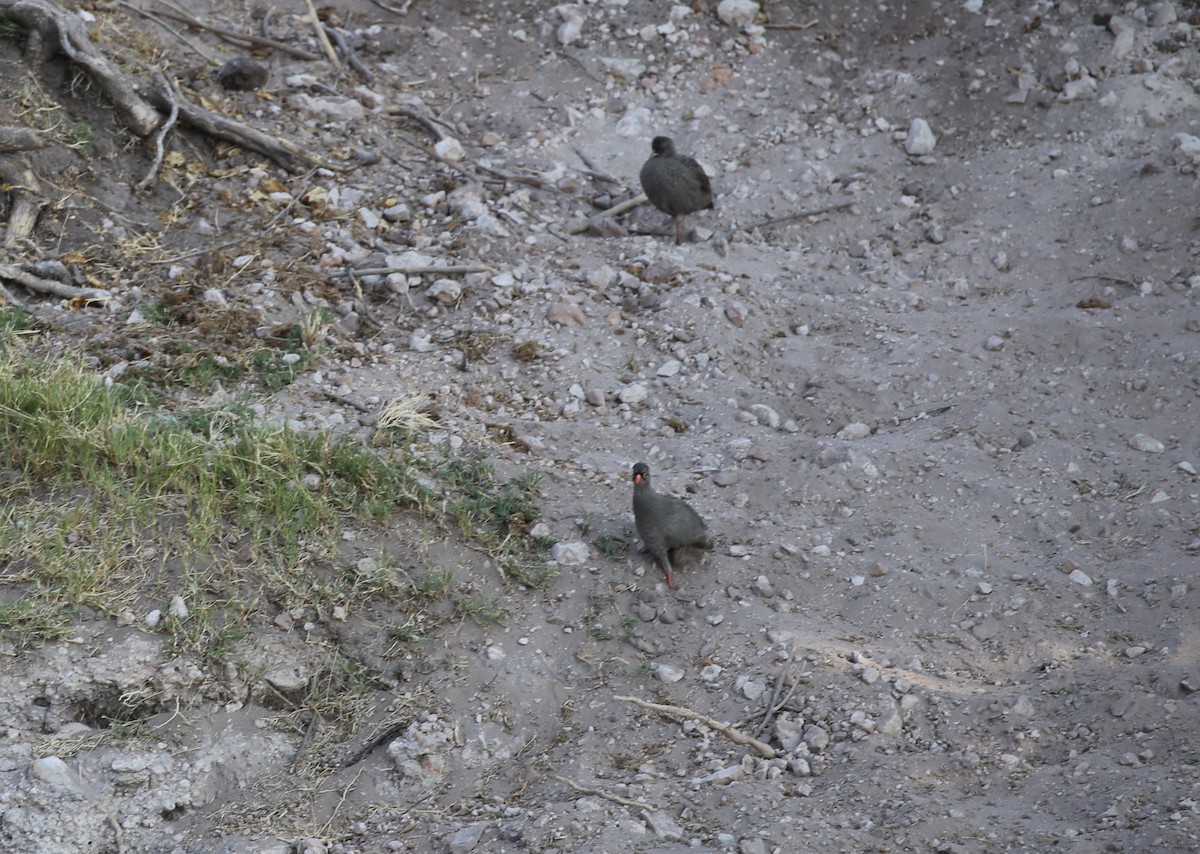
0,155 -> 44,248
340,264 -> 496,277
615,694 -> 777,758
136,70 -> 177,191
144,2 -> 320,60
551,774 -> 654,810
304,0 -> 341,69
142,87 -> 336,173
1,0 -> 159,135
565,193 -> 647,235
0,126 -> 47,152
0,263 -> 110,301
743,201 -> 855,231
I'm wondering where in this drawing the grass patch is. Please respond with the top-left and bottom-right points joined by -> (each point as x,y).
0,339 -> 551,654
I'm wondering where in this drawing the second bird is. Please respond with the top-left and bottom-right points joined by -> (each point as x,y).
631,462 -> 713,588
639,136 -> 714,245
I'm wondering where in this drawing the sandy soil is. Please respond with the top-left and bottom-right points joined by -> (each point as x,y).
1,0 -> 1199,852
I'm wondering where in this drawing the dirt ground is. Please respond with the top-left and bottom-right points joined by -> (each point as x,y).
2,0 -> 1199,852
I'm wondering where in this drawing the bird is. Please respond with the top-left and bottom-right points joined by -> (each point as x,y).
631,462 -> 713,588
638,136 -> 714,245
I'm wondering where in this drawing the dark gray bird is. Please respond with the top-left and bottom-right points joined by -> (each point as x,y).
631,462 -> 713,588
639,136 -> 714,244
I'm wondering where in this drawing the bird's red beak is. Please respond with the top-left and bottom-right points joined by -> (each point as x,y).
634,474 -> 644,484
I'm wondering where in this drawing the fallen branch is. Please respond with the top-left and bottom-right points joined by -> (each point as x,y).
0,126 -> 47,152
304,0 -> 341,69
551,774 -> 653,810
0,263 -> 109,301
339,264 -> 496,277
744,200 -> 855,231
0,155 -> 45,247
565,193 -> 647,235
142,87 -> 336,173
615,694 -> 777,758
145,2 -> 320,60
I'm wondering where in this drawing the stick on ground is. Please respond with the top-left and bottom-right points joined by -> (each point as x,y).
615,694 -> 777,758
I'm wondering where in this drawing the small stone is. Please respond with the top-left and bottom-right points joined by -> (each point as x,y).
409,328 -> 433,352
264,666 -> 309,693
586,265 -> 617,288
446,823 -> 486,854
1068,569 -> 1093,587
1129,433 -> 1165,453
1009,695 -> 1035,717
1014,430 -> 1037,449
904,118 -> 937,155
656,359 -> 682,377
426,279 -> 462,304
700,664 -> 723,681
434,137 -> 466,162
983,335 -> 1005,352
802,725 -> 830,752
168,595 -> 188,619
585,389 -> 605,407
642,809 -> 683,842
1124,646 -> 1147,659
546,302 -> 585,327
550,541 -> 589,565
716,0 -> 759,27
738,677 -> 765,700
837,422 -> 871,440
145,609 -> 162,627
713,470 -> 739,487
619,383 -> 648,405
29,757 -> 80,791
656,663 -> 684,683
749,404 -> 781,429
724,302 -> 747,327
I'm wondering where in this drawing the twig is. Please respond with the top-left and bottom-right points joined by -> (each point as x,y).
322,390 -> 372,413
552,774 -> 653,810
764,21 -> 819,30
390,106 -> 451,142
1069,274 -> 1138,288
752,664 -> 793,740
365,0 -> 412,13
304,0 -> 342,70
615,694 -> 776,758
339,264 -> 496,277
106,813 -> 127,854
342,720 -> 410,768
744,200 -> 855,231
572,147 -> 618,183
289,709 -> 320,770
324,24 -> 371,80
116,2 -> 216,62
136,69 -> 177,190
145,2 -> 320,60
564,193 -> 647,234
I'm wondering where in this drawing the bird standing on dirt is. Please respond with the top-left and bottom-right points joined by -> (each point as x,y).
638,136 -> 714,244
631,462 -> 713,588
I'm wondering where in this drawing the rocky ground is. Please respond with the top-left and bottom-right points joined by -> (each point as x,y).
1,0 -> 1199,852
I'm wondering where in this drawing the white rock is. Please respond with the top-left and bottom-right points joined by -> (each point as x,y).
434,137 -> 466,162
550,541 -> 589,565
1129,433 -> 1165,453
717,0 -> 759,27
168,595 -> 188,619
426,279 -> 462,304
750,404 -> 781,429
619,383 -> 648,405
837,422 -> 871,440
656,359 -> 681,377
904,118 -> 937,155
1068,569 -> 1093,587
29,757 -> 81,791
656,663 -> 685,683
409,328 -> 433,352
